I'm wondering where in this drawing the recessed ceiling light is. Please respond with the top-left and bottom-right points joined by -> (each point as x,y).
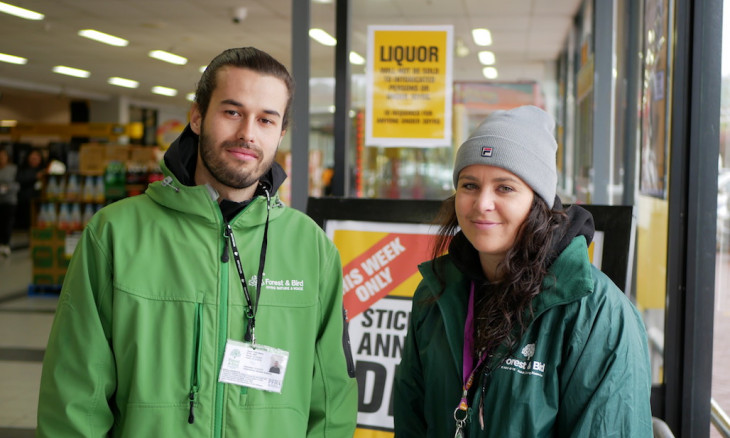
478,51 -> 495,65
148,50 -> 187,65
199,65 -> 207,73
0,52 -> 27,65
472,28 -> 492,46
78,29 -> 128,47
152,86 -> 178,97
52,65 -> 90,78
0,2 -> 44,20
482,66 -> 498,79
108,77 -> 139,88
309,28 -> 337,46
349,51 -> 365,65
186,93 -> 195,102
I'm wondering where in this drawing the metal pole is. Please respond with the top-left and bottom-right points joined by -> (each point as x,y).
332,0 -> 351,197
290,0 -> 311,211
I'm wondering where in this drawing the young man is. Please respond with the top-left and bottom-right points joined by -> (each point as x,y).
37,47 -> 358,437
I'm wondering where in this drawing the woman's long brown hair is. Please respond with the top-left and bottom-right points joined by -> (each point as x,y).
430,194 -> 565,358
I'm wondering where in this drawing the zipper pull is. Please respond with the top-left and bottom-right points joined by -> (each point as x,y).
221,225 -> 230,262
479,388 -> 485,430
188,390 -> 196,424
160,176 -> 180,192
479,365 -> 491,430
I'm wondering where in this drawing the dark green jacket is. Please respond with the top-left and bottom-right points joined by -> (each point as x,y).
393,237 -> 653,437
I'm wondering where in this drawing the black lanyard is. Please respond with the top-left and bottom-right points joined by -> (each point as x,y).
223,189 -> 271,345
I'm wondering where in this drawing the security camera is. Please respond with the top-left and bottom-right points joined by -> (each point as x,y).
232,7 -> 247,24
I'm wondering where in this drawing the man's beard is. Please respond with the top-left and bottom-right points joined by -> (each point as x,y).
198,127 -> 275,190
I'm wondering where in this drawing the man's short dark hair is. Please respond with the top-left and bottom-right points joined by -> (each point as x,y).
195,47 -> 295,130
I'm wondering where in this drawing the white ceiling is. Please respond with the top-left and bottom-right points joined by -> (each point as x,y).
0,0 -> 582,111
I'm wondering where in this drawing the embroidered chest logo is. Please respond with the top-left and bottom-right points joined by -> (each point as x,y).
248,274 -> 305,291
500,342 -> 546,378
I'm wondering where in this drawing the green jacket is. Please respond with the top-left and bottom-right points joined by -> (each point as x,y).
393,237 -> 653,437
38,153 -> 357,436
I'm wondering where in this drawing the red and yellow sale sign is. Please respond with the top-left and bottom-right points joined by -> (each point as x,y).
341,232 -> 432,320
326,221 -> 437,436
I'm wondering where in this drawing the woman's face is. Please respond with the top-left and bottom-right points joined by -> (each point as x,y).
455,164 -> 535,277
28,151 -> 41,167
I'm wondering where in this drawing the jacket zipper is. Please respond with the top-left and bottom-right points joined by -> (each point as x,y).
342,308 -> 356,377
214,223 -> 231,438
188,303 -> 203,424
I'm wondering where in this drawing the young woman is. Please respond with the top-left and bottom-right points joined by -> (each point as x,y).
393,105 -> 653,437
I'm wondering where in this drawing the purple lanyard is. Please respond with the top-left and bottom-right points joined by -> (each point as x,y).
453,282 -> 488,436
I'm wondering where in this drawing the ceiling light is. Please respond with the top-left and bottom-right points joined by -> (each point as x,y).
482,66 -> 498,79
309,28 -> 337,46
152,86 -> 178,97
199,65 -> 207,73
349,51 -> 365,65
472,28 -> 492,46
78,29 -> 128,47
0,52 -> 27,65
108,77 -> 139,88
1,120 -> 18,127
0,2 -> 44,20
478,51 -> 495,65
52,65 -> 90,78
148,50 -> 187,65
186,93 -> 195,102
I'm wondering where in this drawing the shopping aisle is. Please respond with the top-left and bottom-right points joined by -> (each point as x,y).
0,231 -> 57,438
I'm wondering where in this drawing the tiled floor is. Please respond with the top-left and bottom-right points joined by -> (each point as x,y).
0,231 -> 57,438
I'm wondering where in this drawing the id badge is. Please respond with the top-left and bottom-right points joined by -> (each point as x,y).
218,339 -> 289,393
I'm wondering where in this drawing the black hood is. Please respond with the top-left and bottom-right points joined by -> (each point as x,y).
163,123 -> 287,196
547,197 -> 594,265
448,196 -> 595,283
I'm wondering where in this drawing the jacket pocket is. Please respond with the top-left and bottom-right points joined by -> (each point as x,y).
187,303 -> 202,424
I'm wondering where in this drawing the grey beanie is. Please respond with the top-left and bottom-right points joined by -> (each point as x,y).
452,105 -> 558,208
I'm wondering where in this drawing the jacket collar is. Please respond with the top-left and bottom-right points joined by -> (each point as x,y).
418,259 -> 470,376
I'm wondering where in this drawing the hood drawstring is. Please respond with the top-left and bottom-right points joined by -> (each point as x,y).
160,176 -> 180,193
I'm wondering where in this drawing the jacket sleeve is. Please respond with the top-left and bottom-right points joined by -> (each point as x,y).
37,223 -> 116,437
392,284 -> 428,437
556,272 -> 654,438
307,241 -> 358,437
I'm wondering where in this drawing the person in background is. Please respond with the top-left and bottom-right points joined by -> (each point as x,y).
37,47 -> 358,437
15,148 -> 45,230
393,105 -> 653,437
0,148 -> 19,257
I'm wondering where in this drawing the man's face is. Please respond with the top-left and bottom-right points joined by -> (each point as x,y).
190,66 -> 288,197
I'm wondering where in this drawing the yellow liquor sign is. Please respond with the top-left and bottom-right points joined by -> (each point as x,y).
366,25 -> 453,147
